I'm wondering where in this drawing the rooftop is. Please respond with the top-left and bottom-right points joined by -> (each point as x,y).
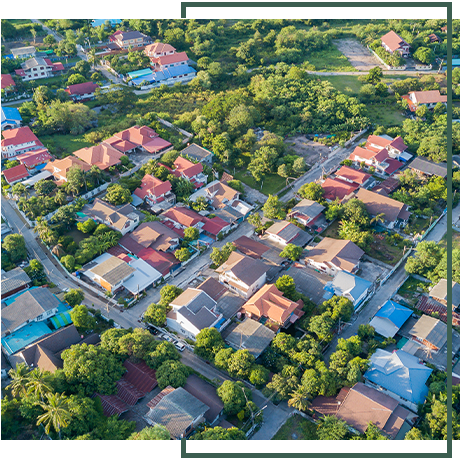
89,254 -> 136,286
408,157 -> 448,178
429,279 -> 460,307
232,236 -> 270,259
216,252 -> 270,287
409,315 -> 447,350
73,142 -> 124,170
1,267 -> 31,297
181,143 -> 214,161
369,300 -> 413,338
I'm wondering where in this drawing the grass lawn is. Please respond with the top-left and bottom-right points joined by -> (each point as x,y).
321,75 -> 363,95
64,227 -> 88,246
39,134 -> 93,156
272,415 -> 318,440
366,233 -> 408,266
30,74 -> 67,89
321,219 -> 340,239
440,230 -> 460,251
366,103 -> 407,127
408,216 -> 431,236
9,19 -> 32,24
233,170 -> 286,196
397,275 -> 431,307
307,45 -> 357,72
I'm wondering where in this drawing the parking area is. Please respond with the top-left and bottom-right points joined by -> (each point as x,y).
284,135 -> 331,166
333,39 -> 385,71
356,260 -> 390,285
276,265 -> 331,305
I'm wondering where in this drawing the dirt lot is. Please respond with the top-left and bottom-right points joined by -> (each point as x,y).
333,39 -> 385,71
284,135 -> 331,166
355,260 -> 389,285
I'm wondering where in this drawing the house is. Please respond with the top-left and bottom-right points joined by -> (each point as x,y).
311,383 -> 414,440
2,164 -> 29,184
1,267 -> 31,299
402,90 -> 447,112
15,57 -> 64,81
232,236 -> 270,259
334,166 -> 372,188
240,283 -> 304,328
10,46 -> 36,59
84,253 -> 136,293
354,188 -> 411,229
119,221 -> 180,255
172,156 -> 207,189
365,135 -> 412,162
110,30 -> 152,50
73,142 -> 124,170
16,149 -> 52,172
225,318 -> 275,358
64,81 -> 100,101
127,64 -> 197,87
162,205 -> 205,236
371,177 -> 400,195
105,125 -> 172,156
201,216 -> 232,240
144,42 -> 176,58
1,74 -> 16,92
180,143 -> 214,164
216,252 -> 270,299
348,145 -> 403,175
306,237 -> 364,276
323,271 -> 372,309
137,247 -> 179,278
183,374 -> 224,425
144,386 -> 209,439
408,157 -> 448,178
85,198 -> 139,235
133,174 -> 175,208
414,294 -> 460,328
429,279 -> 460,310
1,126 -> 44,159
120,255 -> 162,295
196,277 -> 228,302
1,288 -> 63,337
364,349 -> 433,411
428,33 -> 442,43
167,288 -> 224,339
407,315 -> 447,353
381,31 -> 410,57
8,325 -> 99,372
1,107 -> 22,130
151,51 -> 189,71
321,177 -> 358,202
368,300 -> 413,338
265,220 -> 312,247
44,156 -> 91,184
287,199 -> 325,227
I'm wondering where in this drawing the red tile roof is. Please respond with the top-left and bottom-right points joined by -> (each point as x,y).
2,164 -> 29,183
145,42 -> 176,55
1,74 -> 16,89
202,216 -> 229,236
138,247 -> 179,276
366,135 -> 407,153
133,174 -> 172,200
383,158 -> 404,175
123,360 -> 158,393
408,90 -> 447,105
1,126 -> 42,148
51,62 -> 64,72
349,145 -> 389,163
17,149 -> 52,168
416,295 -> 460,327
381,31 -> 409,53
95,393 -> 129,417
116,379 -> 145,406
173,156 -> 203,179
162,205 -> 203,227
335,165 -> 371,185
153,51 -> 189,66
65,81 -> 99,96
321,177 -> 359,201
73,142 -> 124,170
105,125 -> 171,154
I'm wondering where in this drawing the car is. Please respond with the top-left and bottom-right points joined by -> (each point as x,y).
174,341 -> 186,352
163,335 -> 173,343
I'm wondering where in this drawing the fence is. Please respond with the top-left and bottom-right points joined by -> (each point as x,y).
367,45 -> 406,70
418,207 -> 447,242
379,248 -> 413,287
157,117 -> 193,140
415,64 -> 433,70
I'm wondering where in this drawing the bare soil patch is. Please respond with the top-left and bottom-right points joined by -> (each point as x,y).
333,39 -> 385,71
284,135 -> 331,166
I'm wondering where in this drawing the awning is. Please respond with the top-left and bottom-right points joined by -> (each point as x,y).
49,311 -> 72,329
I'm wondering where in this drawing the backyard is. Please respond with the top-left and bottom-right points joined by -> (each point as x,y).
272,414 -> 318,440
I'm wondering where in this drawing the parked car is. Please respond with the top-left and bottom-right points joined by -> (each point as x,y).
173,340 -> 186,352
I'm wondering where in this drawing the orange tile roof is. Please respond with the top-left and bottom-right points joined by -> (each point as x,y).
44,156 -> 91,180
73,142 -> 124,170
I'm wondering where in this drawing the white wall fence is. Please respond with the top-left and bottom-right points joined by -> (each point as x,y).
367,45 -> 407,70
415,64 -> 433,70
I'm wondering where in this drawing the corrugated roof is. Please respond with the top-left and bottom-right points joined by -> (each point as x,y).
233,236 -> 269,259
307,238 -> 364,272
429,279 -> 460,307
409,157 -> 448,178
181,143 -> 213,161
90,255 -> 135,286
1,267 -> 31,296
409,315 -> 447,349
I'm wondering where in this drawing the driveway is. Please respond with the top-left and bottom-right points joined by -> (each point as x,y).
250,401 -> 294,440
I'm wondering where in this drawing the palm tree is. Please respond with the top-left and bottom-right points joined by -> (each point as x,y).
288,387 -> 311,412
89,165 -> 103,186
27,368 -> 52,401
7,363 -> 30,398
88,48 -> 97,70
54,190 -> 67,206
36,392 -> 72,440
370,213 -> 386,226
33,217 -> 49,239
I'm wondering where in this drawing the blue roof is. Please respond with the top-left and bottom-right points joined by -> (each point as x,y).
375,300 -> 412,328
452,59 -> 460,66
130,65 -> 196,86
2,107 -> 22,122
91,19 -> 122,27
1,321 -> 52,355
364,349 -> 432,405
127,68 -> 153,79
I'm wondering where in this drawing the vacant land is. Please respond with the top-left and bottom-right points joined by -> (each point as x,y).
366,233 -> 407,266
397,275 -> 431,307
307,44 -> 357,72
440,231 -> 460,250
366,103 -> 407,127
272,414 -> 318,440
234,170 -> 286,196
321,75 -> 363,95
284,135 -> 331,166
39,133 -> 93,156
333,39 -> 384,71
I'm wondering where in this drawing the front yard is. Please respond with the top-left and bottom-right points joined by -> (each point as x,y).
272,414 -> 318,440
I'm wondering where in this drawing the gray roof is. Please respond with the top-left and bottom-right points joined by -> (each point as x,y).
90,256 -> 135,286
409,157 -> 448,178
145,387 -> 209,439
1,268 -> 31,296
1,289 -> 61,334
214,205 -> 243,223
181,143 -> 213,162
409,315 -> 447,349
225,318 -> 275,358
290,199 -> 325,219
429,279 -> 460,307
216,252 -> 270,287
267,221 -> 312,246
118,31 -> 148,41
22,57 -> 47,70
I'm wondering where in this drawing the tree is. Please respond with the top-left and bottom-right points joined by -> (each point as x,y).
2,234 -> 27,263
146,341 -> 180,370
100,328 -> 131,354
370,212 -> 386,226
214,348 -> 234,371
217,380 -> 248,415
247,212 -> 262,228
34,179 -> 56,196
159,284 -> 183,307
64,288 -> 84,307
33,85 -> 55,109
44,34 -> 56,45
275,275 -> 299,301
11,182 -> 27,198
317,415 -> 349,440
342,199 -> 370,227
363,423 -> 388,440
39,101 -> 96,135
175,247 -> 191,262
210,241 -> 236,267
288,386 -> 311,411
190,426 -> 246,440
262,194 -> 285,219
62,343 -> 125,395
51,205 -> 77,229
26,368 -> 52,401
155,360 -> 189,389
308,312 -> 335,341
321,296 -> 354,322
212,133 -> 233,164
143,303 -> 167,327
298,182 -> 324,202
128,425 -> 170,440
249,365 -> 270,387
227,349 -> 255,379
195,327 -> 225,360
279,243 -> 303,261
105,184 -> 132,205
70,305 -> 97,333
265,366 -> 300,402
271,332 -> 297,356
339,221 -> 373,250
405,241 -> 445,279
248,146 -> 278,181
4,159 -> 20,169
7,363 -> 30,398
183,226 -> 199,242
413,47 -> 434,64
37,392 -> 72,439
77,219 -> 97,234
118,329 -> 157,361
67,73 -> 87,85
366,66 -> 383,85
226,180 -> 244,194
66,166 -> 87,196
357,324 -> 375,340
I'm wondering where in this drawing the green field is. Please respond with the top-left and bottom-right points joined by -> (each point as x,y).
39,134 -> 93,156
233,170 -> 286,197
272,415 -> 318,440
9,19 -> 32,25
321,75 -> 363,95
366,103 -> 407,127
307,45 -> 357,72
